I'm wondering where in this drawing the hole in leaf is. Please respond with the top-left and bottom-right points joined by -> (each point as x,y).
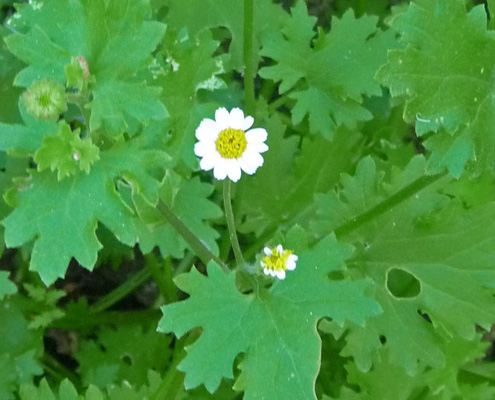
379,335 -> 386,345
386,268 -> 421,298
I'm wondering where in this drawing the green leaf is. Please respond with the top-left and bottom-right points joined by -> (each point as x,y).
2,138 -> 168,284
0,153 -> 29,258
260,3 -> 397,137
89,80 -> 167,135
236,112 -> 299,235
135,172 -> 222,259
5,25 -> 70,86
6,0 -> 167,136
159,234 -> 381,398
150,29 -> 230,167
325,334 -> 489,399
23,283 -> 66,329
237,110 -> 361,237
0,271 -> 16,300
315,156 -> 495,374
162,0 -> 289,68
18,371 -> 163,400
76,324 -> 171,388
376,0 -> 495,176
0,98 -> 59,154
0,29 -> 24,123
19,378 -> 102,400
0,299 -> 43,399
34,122 -> 100,180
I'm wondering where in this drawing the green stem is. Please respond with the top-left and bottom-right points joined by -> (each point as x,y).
156,199 -> 228,272
145,253 -> 177,304
42,353 -> 82,390
52,309 -> 161,330
175,251 -> 195,276
244,0 -> 255,115
223,180 -> 245,267
268,94 -> 291,112
149,344 -> 185,400
334,172 -> 447,238
89,267 -> 151,314
150,332 -> 199,400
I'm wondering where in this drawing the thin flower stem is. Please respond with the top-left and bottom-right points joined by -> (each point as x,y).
156,198 -> 228,272
244,0 -> 255,115
223,179 -> 245,267
89,267 -> 151,314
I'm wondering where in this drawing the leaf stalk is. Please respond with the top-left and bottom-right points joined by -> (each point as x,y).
156,199 -> 228,271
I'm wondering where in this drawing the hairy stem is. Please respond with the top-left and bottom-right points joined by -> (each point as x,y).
223,180 -> 245,267
156,198 -> 228,272
244,0 -> 255,115
89,267 -> 151,314
52,309 -> 161,330
150,331 -> 199,400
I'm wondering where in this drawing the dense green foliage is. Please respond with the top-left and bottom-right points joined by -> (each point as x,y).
0,0 -> 495,398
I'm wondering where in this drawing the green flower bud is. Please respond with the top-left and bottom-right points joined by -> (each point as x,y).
24,79 -> 68,121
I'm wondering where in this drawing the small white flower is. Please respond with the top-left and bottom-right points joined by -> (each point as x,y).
260,244 -> 298,280
194,107 -> 269,182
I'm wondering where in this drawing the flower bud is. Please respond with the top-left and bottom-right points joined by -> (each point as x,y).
24,79 -> 68,121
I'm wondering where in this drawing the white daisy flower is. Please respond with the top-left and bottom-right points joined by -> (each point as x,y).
194,107 -> 269,182
260,244 -> 298,280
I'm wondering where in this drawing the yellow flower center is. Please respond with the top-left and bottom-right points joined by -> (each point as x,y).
216,128 -> 247,159
262,248 -> 293,272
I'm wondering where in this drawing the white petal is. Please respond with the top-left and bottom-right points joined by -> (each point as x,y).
196,118 -> 219,141
276,244 -> 283,254
229,108 -> 245,129
242,115 -> 254,130
263,268 -> 269,275
250,142 -> 269,153
260,261 -> 266,267
238,153 -> 258,175
194,140 -> 216,157
241,149 -> 264,169
200,152 -> 220,171
276,269 -> 286,280
270,269 -> 277,277
245,128 -> 268,144
215,107 -> 230,130
264,247 -> 272,256
226,159 -> 242,182
286,259 -> 296,271
213,158 -> 229,180
290,254 -> 298,262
